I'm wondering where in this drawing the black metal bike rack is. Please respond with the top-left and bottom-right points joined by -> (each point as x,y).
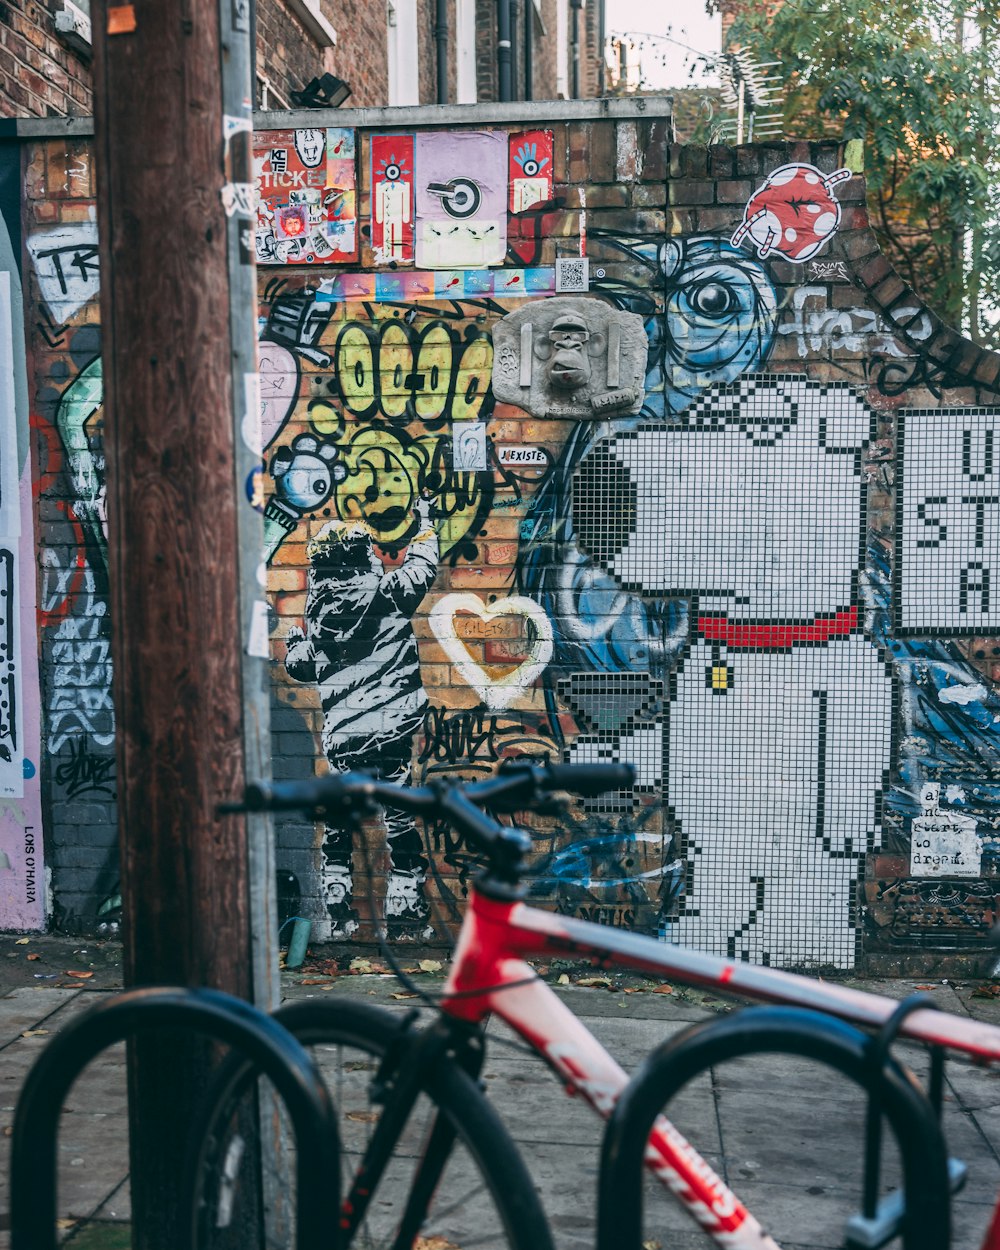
9,985 -> 342,1250
597,1006 -> 953,1250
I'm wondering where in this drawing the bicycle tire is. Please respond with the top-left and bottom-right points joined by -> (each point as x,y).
184,997 -> 555,1250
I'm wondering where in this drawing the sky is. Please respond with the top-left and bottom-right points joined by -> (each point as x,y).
605,0 -> 722,89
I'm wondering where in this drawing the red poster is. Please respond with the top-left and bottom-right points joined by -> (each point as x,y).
371,133 -> 415,265
509,130 -> 554,214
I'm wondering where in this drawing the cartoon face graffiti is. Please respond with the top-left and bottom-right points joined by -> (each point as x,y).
294,128 -> 326,168
335,430 -> 424,543
574,378 -> 872,618
271,434 -> 346,513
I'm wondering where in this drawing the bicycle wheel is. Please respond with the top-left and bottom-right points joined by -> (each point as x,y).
184,997 -> 554,1250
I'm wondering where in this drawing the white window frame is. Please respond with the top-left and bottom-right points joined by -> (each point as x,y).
455,0 -> 477,104
556,0 -> 569,99
387,0 -> 420,106
286,0 -> 338,46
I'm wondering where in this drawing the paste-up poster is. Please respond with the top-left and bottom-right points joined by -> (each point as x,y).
415,131 -> 507,269
0,278 -> 23,798
372,134 -> 416,265
509,130 -> 553,213
253,127 -> 357,264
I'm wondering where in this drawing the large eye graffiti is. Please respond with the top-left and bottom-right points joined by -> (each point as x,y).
661,237 -> 778,380
271,435 -> 346,512
686,280 -> 737,319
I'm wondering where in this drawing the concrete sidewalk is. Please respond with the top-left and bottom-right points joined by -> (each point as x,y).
0,932 -> 997,1248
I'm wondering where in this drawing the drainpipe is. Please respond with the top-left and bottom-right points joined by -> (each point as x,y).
250,0 -> 258,100
570,0 -> 581,99
597,0 -> 605,94
497,0 -> 513,102
523,0 -> 533,99
510,0 -> 518,99
435,0 -> 449,104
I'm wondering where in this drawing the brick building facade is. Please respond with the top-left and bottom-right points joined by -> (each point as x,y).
0,1 -> 604,119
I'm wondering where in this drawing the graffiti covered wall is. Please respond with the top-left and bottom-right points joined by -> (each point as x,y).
14,109 -> 1000,969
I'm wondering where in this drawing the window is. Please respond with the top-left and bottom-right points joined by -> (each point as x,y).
455,0 -> 477,104
556,0 -> 569,98
387,0 -> 420,106
285,0 -> 338,46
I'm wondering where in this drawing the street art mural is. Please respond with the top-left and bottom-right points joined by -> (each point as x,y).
15,127 -> 1000,963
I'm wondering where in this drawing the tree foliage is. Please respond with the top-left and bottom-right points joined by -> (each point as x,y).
728,0 -> 1000,347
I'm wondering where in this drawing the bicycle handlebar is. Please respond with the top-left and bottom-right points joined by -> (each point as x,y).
224,761 -> 636,876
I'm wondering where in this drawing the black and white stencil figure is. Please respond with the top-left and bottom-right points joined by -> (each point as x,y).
285,498 -> 440,938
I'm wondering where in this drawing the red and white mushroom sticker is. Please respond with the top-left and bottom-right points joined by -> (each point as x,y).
731,163 -> 852,263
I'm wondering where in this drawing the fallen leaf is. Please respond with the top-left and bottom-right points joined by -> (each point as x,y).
623,987 -> 642,994
56,1219 -> 78,1231
557,973 -> 570,985
26,954 -> 40,961
391,992 -> 419,999
914,984 -> 936,991
349,957 -> 386,975
21,1029 -> 49,1037
652,984 -> 673,995
418,959 -> 443,973
299,979 -> 334,986
972,984 -> 1000,999
642,1240 -> 662,1250
415,1237 -> 460,1250
576,976 -> 613,989
3,1126 -> 11,1137
14,938 -> 28,945
346,1110 -> 378,1123
64,970 -> 94,979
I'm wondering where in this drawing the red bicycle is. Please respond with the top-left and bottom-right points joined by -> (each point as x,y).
193,763 -> 1000,1250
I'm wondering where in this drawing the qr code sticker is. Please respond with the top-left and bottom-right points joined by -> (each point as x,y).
556,257 -> 590,293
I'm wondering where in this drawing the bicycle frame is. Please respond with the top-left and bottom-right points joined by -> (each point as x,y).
440,888 -> 1000,1249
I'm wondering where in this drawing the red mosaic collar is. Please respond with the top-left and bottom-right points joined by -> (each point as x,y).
696,606 -> 860,650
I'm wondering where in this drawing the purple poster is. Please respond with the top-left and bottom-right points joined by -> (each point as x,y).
414,131 -> 507,269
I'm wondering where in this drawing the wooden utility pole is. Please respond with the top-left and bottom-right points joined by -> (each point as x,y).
91,2 -> 276,1247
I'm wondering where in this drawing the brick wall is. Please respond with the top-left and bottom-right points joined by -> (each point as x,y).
12,108 -> 1000,975
306,0 -> 388,108
475,0 -> 591,103
0,1 -> 384,118
0,1 -> 92,117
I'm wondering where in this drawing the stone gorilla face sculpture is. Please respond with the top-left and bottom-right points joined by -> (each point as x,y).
545,314 -> 597,391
